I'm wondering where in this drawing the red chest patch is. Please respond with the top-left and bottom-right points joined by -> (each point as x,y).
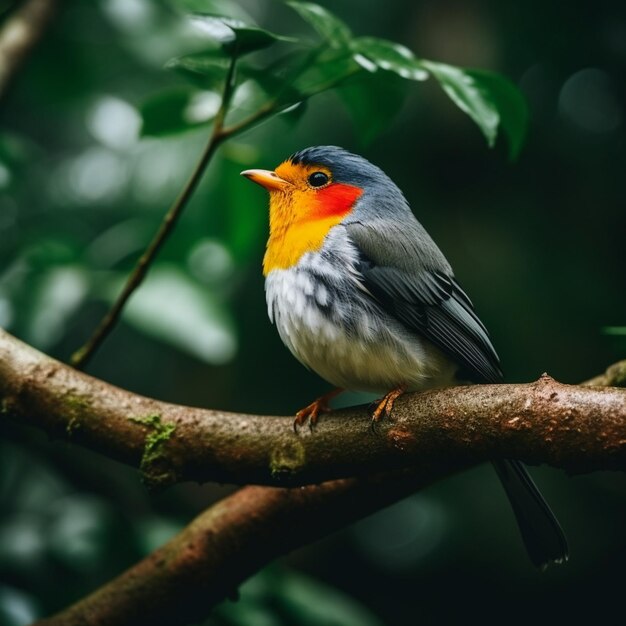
312,183 -> 363,219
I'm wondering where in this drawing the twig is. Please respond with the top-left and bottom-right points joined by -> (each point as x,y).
0,0 -> 58,102
70,54 -> 239,369
3,329 -> 625,489
581,360 -> 626,388
69,45 -> 364,368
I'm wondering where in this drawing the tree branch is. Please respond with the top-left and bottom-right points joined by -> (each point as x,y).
28,355 -> 626,626
581,360 -> 626,388
0,0 -> 58,101
0,328 -> 620,625
2,328 -> 625,491
33,471 -> 447,626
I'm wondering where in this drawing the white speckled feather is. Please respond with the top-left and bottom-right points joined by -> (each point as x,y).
265,226 -> 457,392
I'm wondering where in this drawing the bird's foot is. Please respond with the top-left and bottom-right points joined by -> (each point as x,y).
294,388 -> 344,432
370,386 -> 406,424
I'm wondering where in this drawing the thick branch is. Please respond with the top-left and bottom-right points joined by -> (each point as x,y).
0,0 -> 58,101
0,329 -> 620,626
30,357 -> 626,626
2,328 -> 625,490
34,470 -> 450,626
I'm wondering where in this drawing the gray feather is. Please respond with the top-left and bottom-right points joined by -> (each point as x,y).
345,220 -> 503,384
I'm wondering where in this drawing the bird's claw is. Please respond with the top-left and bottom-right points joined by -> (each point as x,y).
293,400 -> 326,433
293,388 -> 343,433
369,386 -> 406,427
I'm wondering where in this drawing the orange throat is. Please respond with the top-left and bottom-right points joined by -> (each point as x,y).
263,183 -> 362,275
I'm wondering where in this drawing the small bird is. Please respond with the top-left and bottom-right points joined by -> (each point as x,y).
241,145 -> 568,569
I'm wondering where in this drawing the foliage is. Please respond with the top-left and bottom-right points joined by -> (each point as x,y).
140,1 -> 528,158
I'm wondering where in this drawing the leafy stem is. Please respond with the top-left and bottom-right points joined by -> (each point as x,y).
222,100 -> 278,138
70,55 -> 239,369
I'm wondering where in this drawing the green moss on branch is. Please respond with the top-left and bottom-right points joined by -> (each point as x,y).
129,414 -> 177,489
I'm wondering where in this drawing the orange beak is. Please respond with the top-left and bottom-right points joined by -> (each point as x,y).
240,169 -> 291,191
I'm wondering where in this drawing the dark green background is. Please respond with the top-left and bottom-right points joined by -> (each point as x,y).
1,1 -> 625,624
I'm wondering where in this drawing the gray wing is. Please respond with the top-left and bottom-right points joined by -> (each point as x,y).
345,220 -> 503,384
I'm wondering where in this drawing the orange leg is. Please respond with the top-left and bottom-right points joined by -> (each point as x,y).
371,386 -> 406,423
294,387 -> 344,431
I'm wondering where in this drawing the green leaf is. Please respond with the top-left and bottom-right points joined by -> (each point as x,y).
420,60 -> 529,158
278,100 -> 308,127
174,0 -> 252,22
291,48 -> 361,100
226,26 -> 297,55
189,13 -> 295,56
240,49 -> 317,103
420,60 -> 499,148
165,52 -> 229,89
140,88 -> 218,137
464,69 -> 529,160
338,71 -> 409,145
188,13 -> 246,43
239,63 -> 285,96
351,37 -> 429,81
287,1 -> 351,47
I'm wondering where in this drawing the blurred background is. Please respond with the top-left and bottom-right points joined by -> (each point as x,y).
1,0 -> 625,624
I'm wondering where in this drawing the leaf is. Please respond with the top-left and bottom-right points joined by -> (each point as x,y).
174,0 -> 252,22
420,60 -> 500,149
239,63 -> 285,96
291,48 -> 361,100
338,70 -> 409,145
243,47 -> 362,113
189,13 -> 296,56
287,1 -> 351,47
140,88 -> 218,137
165,52 -> 229,89
226,26 -> 297,55
240,44 -> 359,108
277,100 -> 308,127
351,37 -> 429,81
464,69 -> 529,160
420,60 -> 528,158
239,49 -> 316,103
188,13 -> 246,43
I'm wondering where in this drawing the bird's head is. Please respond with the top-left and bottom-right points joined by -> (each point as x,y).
242,146 -> 404,275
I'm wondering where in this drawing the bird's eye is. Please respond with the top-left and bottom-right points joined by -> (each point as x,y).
308,171 -> 329,187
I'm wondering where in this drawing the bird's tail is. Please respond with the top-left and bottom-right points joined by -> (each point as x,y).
492,459 -> 568,569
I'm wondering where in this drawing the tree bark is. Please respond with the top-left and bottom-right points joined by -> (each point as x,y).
1,329 -> 625,490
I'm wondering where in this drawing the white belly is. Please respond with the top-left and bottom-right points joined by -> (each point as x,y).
265,262 -> 457,393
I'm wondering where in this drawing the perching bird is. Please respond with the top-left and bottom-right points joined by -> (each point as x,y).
241,145 -> 568,569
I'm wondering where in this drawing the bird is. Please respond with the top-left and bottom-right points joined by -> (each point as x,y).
241,145 -> 568,569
